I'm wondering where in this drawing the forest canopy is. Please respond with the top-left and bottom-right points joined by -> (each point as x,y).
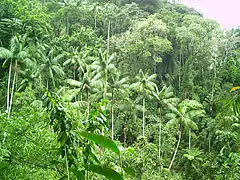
0,0 -> 240,179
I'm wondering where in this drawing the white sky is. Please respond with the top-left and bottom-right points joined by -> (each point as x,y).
181,0 -> 240,29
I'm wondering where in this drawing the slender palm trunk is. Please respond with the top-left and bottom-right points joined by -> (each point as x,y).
158,117 -> 162,160
208,134 -> 211,153
39,75 -> 42,88
123,127 -> 126,146
73,66 -> 77,102
179,46 -> 182,94
7,60 -> 12,113
46,80 -> 49,90
111,105 -> 114,140
107,20 -> 110,53
104,70 -> 108,99
8,61 -> 17,118
210,64 -> 216,113
94,8 -> 97,29
86,89 -> 89,119
111,91 -> 114,140
103,20 -> 111,100
87,103 -> 90,119
142,98 -> 145,137
168,130 -> 181,170
65,146 -> 70,180
188,128 -> 191,150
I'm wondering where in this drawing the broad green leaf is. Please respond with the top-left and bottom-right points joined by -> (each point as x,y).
0,47 -> 12,59
70,168 -> 85,180
58,132 -> 68,146
88,164 -> 123,180
123,167 -> 136,177
79,131 -> 120,154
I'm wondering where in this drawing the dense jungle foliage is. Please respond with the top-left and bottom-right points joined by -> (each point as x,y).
0,0 -> 240,179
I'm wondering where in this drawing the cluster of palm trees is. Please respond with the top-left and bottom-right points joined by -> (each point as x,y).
0,34 -> 205,171
0,35 -> 32,118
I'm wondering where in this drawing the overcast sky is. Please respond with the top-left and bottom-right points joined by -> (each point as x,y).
181,0 -> 240,29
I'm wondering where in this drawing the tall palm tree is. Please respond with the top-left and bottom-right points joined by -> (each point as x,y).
66,65 -> 103,118
109,72 -> 129,140
131,69 -> 158,136
63,47 -> 88,80
167,99 -> 205,170
38,49 -> 65,89
66,68 -> 101,100
153,86 -> 179,160
0,35 -> 32,118
91,49 -> 116,99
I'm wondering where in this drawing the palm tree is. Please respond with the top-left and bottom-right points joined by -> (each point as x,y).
66,69 -> 99,99
0,35 -> 32,118
38,49 -> 65,89
91,49 -> 116,99
66,65 -> 103,118
153,86 -> 179,160
109,72 -> 129,140
131,69 -> 158,137
167,99 -> 205,170
63,47 -> 88,80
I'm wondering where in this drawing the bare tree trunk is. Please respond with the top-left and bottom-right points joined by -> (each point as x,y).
168,131 -> 181,170
158,117 -> 162,160
46,80 -> 49,90
94,7 -> 97,29
111,90 -> 114,140
7,60 -> 12,113
73,66 -> 77,102
87,102 -> 90,120
208,134 -> 211,153
111,105 -> 114,140
65,146 -> 70,180
8,61 -> 17,118
86,89 -> 90,119
39,75 -> 42,89
189,128 -> 191,150
103,20 -> 111,100
107,20 -> 110,53
179,47 -> 182,94
143,98 -> 145,137
123,127 -> 126,146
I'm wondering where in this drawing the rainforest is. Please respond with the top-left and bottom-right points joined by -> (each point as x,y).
0,0 -> 240,179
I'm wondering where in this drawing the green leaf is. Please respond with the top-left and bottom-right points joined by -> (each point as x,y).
123,167 -> 136,177
70,168 -> 85,180
58,132 -> 68,146
79,131 -> 120,154
183,154 -> 194,161
66,79 -> 82,87
59,175 -> 68,180
88,164 -> 123,180
0,47 -> 12,59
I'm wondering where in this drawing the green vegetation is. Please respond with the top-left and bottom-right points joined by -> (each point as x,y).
0,0 -> 240,179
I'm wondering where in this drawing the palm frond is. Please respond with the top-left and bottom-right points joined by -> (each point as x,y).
52,65 -> 65,76
52,53 -> 65,64
66,79 -> 82,87
0,47 -> 12,59
17,50 -> 28,59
